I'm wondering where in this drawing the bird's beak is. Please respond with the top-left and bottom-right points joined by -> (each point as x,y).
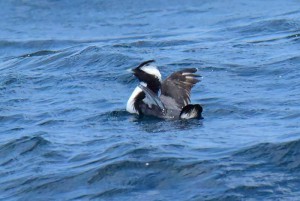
126,68 -> 134,73
131,68 -> 137,75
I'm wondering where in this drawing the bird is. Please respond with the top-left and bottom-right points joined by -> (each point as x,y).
126,60 -> 203,119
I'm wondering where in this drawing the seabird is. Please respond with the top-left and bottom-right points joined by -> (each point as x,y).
126,60 -> 203,119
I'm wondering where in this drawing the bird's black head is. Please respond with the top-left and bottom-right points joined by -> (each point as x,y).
132,60 -> 162,94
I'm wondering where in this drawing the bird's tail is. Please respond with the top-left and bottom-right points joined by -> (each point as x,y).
179,104 -> 203,119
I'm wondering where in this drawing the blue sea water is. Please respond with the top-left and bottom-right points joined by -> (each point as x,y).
1,0 -> 300,200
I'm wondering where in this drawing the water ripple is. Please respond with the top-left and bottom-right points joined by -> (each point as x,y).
1,0 -> 300,200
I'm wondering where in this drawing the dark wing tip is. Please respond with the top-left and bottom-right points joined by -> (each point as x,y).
137,60 -> 156,68
179,68 -> 198,73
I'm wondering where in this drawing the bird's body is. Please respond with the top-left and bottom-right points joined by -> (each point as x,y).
126,60 -> 202,119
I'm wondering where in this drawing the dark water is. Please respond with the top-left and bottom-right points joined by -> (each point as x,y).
1,0 -> 300,200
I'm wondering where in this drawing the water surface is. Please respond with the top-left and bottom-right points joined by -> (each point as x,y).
1,0 -> 300,200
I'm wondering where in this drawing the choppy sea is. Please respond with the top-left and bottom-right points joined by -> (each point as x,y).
1,0 -> 300,200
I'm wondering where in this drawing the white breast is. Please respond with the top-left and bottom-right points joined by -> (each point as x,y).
126,86 -> 143,114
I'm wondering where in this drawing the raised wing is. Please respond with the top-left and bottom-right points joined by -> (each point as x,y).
161,68 -> 200,108
138,84 -> 166,111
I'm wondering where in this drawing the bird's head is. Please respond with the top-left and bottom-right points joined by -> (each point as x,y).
132,60 -> 162,84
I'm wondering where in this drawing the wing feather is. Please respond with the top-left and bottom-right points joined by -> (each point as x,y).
161,68 -> 200,108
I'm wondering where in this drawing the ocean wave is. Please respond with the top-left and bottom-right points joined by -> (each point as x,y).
233,139 -> 300,170
1,0 -> 300,200
228,19 -> 300,36
1,137 -> 300,200
0,136 -> 50,165
113,39 -> 196,48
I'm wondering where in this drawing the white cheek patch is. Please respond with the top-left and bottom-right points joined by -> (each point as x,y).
180,108 -> 198,119
140,65 -> 162,82
180,112 -> 190,119
126,86 -> 143,114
